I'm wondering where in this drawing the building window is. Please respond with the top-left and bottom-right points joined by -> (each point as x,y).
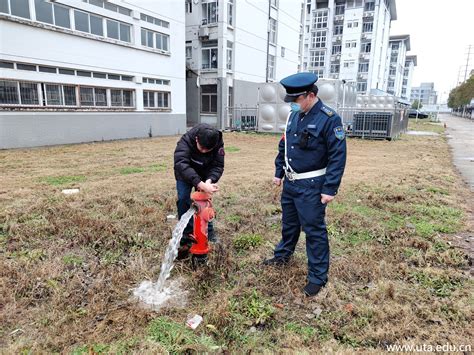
333,25 -> 343,35
83,0 -> 132,16
347,20 -> 358,28
202,48 -> 218,69
281,46 -> 285,57
358,62 -> 369,72
44,84 -> 62,105
347,0 -> 363,8
228,0 -> 234,26
227,41 -> 233,70
343,60 -> 355,68
311,30 -> 326,48
111,89 -> 133,107
202,2 -> 218,25
1,0 -> 30,19
357,81 -> 367,92
364,1 -> 375,11
63,85 -> 76,105
268,54 -> 275,80
388,80 -> 394,88
332,45 -> 341,54
35,0 -> 71,29
144,91 -> 170,109
335,4 -> 345,15
140,13 -> 170,28
186,46 -> 192,59
345,40 -> 357,48
269,18 -> 277,44
201,85 -> 217,113
390,55 -> 398,63
361,42 -> 371,53
141,28 -> 169,51
389,68 -> 396,75
310,50 -> 325,67
391,43 -> 399,50
19,82 -> 39,105
185,0 -> 192,13
313,10 -> 328,29
330,63 -> 340,73
402,79 -> 408,85
106,19 -> 131,42
0,80 -> 19,104
362,22 -> 373,33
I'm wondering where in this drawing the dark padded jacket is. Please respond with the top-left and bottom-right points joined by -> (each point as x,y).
173,124 -> 225,188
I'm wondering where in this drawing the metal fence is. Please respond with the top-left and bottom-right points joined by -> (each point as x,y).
226,106 -> 258,131
342,107 -> 409,140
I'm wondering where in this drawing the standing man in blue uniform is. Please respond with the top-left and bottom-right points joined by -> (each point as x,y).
263,72 -> 347,297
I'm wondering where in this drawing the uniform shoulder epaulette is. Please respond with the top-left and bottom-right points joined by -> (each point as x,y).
320,105 -> 335,117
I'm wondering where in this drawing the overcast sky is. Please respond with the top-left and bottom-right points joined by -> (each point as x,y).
390,0 -> 474,103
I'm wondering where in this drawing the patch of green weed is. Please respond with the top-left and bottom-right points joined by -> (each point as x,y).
40,175 -> 86,186
233,234 -> 264,251
119,167 -> 146,175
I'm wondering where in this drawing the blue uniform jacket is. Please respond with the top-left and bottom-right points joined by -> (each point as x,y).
274,99 -> 347,196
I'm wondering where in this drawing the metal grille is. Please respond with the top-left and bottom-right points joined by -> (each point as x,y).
0,80 -> 20,104
226,106 -> 258,131
341,107 -> 408,140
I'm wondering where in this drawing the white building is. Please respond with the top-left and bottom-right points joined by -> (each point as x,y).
185,0 -> 303,128
302,0 -> 397,94
0,0 -> 186,149
385,34 -> 409,97
411,82 -> 438,105
401,54 -> 416,100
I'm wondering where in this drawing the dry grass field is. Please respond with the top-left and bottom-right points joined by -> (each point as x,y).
1,121 -> 472,353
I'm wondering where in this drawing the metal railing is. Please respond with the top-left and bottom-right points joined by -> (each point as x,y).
225,106 -> 258,131
341,107 -> 409,140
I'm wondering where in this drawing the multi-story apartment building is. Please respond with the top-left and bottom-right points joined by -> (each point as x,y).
302,0 -> 397,94
0,0 -> 185,149
401,54 -> 416,100
385,34 -> 410,97
185,0 -> 303,128
411,82 -> 438,105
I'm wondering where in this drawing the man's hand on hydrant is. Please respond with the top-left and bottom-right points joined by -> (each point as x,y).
198,180 -> 219,194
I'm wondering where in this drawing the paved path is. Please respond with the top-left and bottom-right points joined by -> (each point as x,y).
439,114 -> 473,274
439,114 -> 474,191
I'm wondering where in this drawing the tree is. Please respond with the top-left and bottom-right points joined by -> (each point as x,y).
411,99 -> 423,109
448,76 -> 474,108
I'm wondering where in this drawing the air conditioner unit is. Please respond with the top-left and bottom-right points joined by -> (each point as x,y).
198,26 -> 209,39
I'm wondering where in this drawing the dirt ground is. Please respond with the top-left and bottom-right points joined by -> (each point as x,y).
1,121 -> 472,353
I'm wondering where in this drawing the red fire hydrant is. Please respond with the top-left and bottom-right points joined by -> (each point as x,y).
189,191 -> 215,267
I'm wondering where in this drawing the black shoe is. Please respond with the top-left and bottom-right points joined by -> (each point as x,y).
303,282 -> 323,297
208,230 -> 219,243
262,256 -> 290,266
176,244 -> 191,260
191,254 -> 208,269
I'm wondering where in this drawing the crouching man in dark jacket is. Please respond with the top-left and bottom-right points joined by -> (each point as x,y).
173,123 -> 225,259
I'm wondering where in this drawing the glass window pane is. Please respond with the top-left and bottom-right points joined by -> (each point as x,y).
211,95 -> 217,112
93,72 -> 107,78
162,35 -> 169,51
163,92 -> 169,107
54,4 -> 70,28
94,88 -> 107,106
111,89 -> 122,106
155,33 -> 162,49
35,0 -> 53,24
0,80 -> 19,104
158,93 -> 164,108
17,64 -> 36,71
141,29 -> 146,46
11,0 -> 30,18
119,23 -> 130,42
104,2 -> 117,12
45,84 -> 62,105
63,85 -> 76,105
0,61 -> 14,68
19,82 -> 39,105
90,15 -> 103,36
147,31 -> 153,48
149,92 -> 155,107
123,90 -> 132,106
39,66 -> 57,73
74,10 -> 89,32
59,68 -> 75,75
118,6 -> 130,16
201,95 -> 209,112
108,74 -> 120,80
0,0 -> 9,14
77,71 -> 91,77
143,92 -> 149,107
106,19 -> 119,39
90,0 -> 104,7
79,87 -> 94,106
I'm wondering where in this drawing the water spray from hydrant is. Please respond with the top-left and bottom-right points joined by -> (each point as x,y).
132,191 -> 215,309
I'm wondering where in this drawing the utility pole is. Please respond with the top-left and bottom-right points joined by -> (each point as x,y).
464,45 -> 472,82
